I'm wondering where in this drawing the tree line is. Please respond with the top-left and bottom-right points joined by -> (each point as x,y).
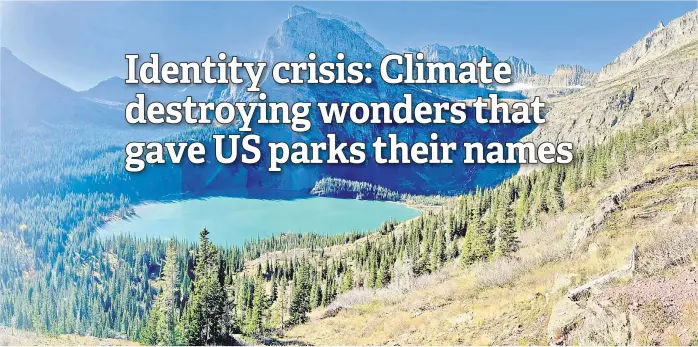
1,100 -> 696,343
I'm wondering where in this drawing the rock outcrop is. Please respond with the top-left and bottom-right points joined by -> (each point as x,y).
505,56 -> 537,82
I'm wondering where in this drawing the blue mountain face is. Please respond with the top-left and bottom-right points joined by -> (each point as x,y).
0,48 -> 126,131
0,7 -> 539,200
172,6 -> 537,197
80,76 -> 214,104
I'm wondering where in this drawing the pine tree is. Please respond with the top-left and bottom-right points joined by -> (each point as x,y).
366,248 -> 378,288
493,203 -> 518,258
139,308 -> 160,345
461,215 -> 490,265
139,240 -> 180,345
340,269 -> 353,293
376,253 -> 391,287
322,265 -> 336,306
429,229 -> 445,272
548,169 -> 565,213
185,228 -> 225,345
245,276 -> 266,336
277,276 -> 288,331
309,274 -> 322,309
156,240 -> 181,345
289,261 -> 311,325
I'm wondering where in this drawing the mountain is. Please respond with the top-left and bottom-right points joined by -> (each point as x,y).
413,44 -> 536,82
511,64 -> 599,98
0,49 -> 186,198
598,10 -> 698,82
416,44 -> 499,65
409,44 -> 596,99
80,76 -> 213,104
525,64 -> 597,89
267,9 -> 698,346
289,5 -> 390,57
504,55 -> 536,81
0,48 -> 129,131
407,44 -> 531,99
170,6 -> 536,197
520,8 -> 698,172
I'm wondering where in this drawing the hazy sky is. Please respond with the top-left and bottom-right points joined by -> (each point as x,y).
2,1 -> 695,91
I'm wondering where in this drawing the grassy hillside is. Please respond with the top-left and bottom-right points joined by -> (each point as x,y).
277,124 -> 698,345
0,327 -> 137,346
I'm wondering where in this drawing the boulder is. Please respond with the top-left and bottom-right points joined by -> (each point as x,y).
547,297 -> 585,345
575,300 -> 631,345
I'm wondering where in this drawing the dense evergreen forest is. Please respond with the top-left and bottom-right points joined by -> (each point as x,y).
0,102 -> 696,344
310,177 -> 403,201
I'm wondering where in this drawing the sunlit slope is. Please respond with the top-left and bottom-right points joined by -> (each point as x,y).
280,130 -> 698,346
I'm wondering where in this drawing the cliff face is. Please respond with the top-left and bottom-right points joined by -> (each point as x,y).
598,9 -> 698,82
505,56 -> 537,82
515,64 -> 599,98
525,64 -> 597,89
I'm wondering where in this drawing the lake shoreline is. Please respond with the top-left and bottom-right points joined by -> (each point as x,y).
99,196 -> 422,246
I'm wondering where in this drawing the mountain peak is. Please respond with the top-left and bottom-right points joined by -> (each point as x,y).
280,5 -> 388,57
504,56 -> 536,79
288,5 -> 315,18
1,46 -> 13,57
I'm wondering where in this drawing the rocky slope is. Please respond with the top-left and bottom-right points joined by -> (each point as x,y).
521,9 -> 698,151
598,9 -> 698,82
268,9 -> 698,346
278,129 -> 698,346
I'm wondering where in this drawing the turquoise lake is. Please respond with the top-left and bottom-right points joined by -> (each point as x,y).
99,197 -> 421,246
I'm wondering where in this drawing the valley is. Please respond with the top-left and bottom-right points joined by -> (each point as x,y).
0,4 -> 696,347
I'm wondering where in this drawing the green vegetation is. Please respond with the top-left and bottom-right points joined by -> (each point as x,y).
1,101 -> 696,344
311,177 -> 403,201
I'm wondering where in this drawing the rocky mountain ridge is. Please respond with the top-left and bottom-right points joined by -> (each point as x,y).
525,64 -> 597,88
0,48 -> 126,130
521,8 -> 698,153
598,9 -> 698,82
512,64 -> 599,98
